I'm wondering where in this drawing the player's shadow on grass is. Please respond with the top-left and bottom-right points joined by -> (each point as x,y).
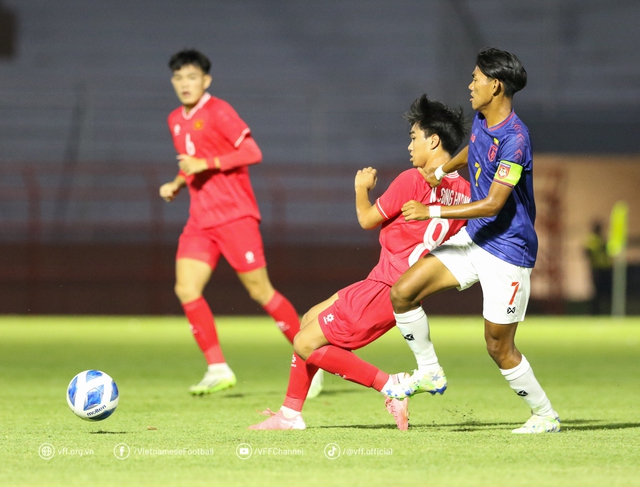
560,419 -> 640,431
315,424 -> 400,430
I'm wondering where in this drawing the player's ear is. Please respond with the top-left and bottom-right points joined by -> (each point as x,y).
429,134 -> 441,150
203,74 -> 212,89
492,78 -> 502,97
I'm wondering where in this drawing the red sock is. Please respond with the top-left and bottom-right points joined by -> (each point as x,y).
306,346 -> 389,391
182,297 -> 225,364
282,353 -> 319,412
263,291 -> 300,344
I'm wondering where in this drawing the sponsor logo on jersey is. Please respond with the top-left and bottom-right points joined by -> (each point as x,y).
497,162 -> 511,179
194,119 -> 204,130
245,251 -> 255,264
173,124 -> 181,136
323,313 -> 335,324
470,133 -> 476,143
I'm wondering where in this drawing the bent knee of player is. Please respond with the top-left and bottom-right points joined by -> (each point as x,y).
485,339 -> 518,368
174,281 -> 201,304
293,334 -> 313,361
390,280 -> 418,312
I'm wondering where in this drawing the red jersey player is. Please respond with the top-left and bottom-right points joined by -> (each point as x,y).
159,49 -> 319,396
249,95 -> 471,430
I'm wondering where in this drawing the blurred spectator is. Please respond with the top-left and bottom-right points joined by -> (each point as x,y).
584,221 -> 612,314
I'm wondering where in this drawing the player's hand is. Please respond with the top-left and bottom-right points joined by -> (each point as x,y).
159,181 -> 181,202
177,155 -> 208,175
418,166 -> 441,188
355,167 -> 377,191
402,200 -> 430,221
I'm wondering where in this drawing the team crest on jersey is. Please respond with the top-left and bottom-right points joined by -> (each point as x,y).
193,119 -> 204,130
173,124 -> 181,136
470,133 -> 476,143
497,162 -> 511,179
488,143 -> 498,162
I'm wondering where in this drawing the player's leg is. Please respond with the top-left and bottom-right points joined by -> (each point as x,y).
175,223 -> 236,395
236,266 -> 300,344
388,241 -> 470,398
219,217 -> 301,344
249,295 -> 339,430
478,248 -> 560,434
301,283 -> 411,429
251,287 -> 410,430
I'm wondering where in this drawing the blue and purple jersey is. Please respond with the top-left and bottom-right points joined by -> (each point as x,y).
466,111 -> 537,268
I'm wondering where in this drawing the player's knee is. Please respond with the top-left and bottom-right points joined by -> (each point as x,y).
174,281 -> 199,303
485,340 -> 513,368
390,281 -> 415,312
293,333 -> 312,361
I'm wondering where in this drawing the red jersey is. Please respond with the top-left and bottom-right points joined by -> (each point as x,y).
368,169 -> 471,286
168,93 -> 261,229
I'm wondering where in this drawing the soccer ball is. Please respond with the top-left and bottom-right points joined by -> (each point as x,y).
66,370 -> 119,421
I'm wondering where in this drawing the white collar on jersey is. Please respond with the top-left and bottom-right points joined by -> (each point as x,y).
181,92 -> 212,120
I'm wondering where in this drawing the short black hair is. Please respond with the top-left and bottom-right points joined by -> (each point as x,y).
404,94 -> 466,156
476,47 -> 527,98
169,49 -> 211,74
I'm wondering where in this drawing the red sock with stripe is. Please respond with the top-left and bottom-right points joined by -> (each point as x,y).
282,353 -> 319,412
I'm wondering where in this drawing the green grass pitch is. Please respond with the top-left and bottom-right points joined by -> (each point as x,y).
1,315 -> 639,487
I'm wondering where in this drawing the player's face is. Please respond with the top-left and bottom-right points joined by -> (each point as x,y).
469,66 -> 496,112
171,65 -> 212,110
408,123 -> 435,168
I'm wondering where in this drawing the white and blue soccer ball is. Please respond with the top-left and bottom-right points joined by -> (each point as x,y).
66,370 -> 119,421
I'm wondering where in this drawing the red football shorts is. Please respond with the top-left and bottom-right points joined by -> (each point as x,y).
318,279 -> 396,350
176,216 -> 266,272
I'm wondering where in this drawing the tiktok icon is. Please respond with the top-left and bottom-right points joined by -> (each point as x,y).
324,443 -> 341,460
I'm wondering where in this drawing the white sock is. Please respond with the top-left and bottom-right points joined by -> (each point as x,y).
394,307 -> 441,373
500,356 -> 556,417
207,363 -> 233,375
280,406 -> 301,419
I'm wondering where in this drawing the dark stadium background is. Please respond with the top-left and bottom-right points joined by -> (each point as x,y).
1,0 -> 639,315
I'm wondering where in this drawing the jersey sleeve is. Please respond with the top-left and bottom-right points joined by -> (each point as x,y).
497,126 -> 530,169
375,170 -> 422,221
213,99 -> 251,148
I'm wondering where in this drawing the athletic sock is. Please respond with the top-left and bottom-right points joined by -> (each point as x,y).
306,345 -> 389,392
207,362 -> 233,375
394,307 -> 441,373
500,355 -> 557,417
282,353 -> 318,412
182,297 -> 225,364
280,406 -> 301,419
263,291 -> 300,344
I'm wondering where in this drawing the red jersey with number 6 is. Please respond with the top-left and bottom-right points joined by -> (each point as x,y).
168,92 -> 261,229
369,169 -> 471,286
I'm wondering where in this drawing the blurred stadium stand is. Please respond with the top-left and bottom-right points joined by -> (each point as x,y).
1,0 -> 639,314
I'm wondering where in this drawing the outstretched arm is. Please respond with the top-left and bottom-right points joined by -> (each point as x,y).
402,179 -> 512,221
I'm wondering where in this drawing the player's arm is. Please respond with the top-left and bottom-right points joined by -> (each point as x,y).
355,167 -> 385,230
402,160 -> 521,221
419,145 -> 469,187
159,174 -> 186,202
177,136 -> 262,175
